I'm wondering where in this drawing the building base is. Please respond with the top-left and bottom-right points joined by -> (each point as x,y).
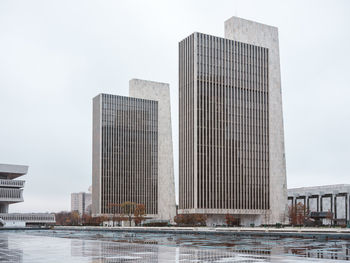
206,214 -> 265,227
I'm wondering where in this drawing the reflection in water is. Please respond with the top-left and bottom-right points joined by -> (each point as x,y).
0,231 -> 350,262
0,235 -> 23,262
46,230 -> 350,261
71,239 -> 159,262
69,239 -> 277,262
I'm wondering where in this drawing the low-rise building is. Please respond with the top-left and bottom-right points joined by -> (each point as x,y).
0,213 -> 55,227
288,184 -> 350,225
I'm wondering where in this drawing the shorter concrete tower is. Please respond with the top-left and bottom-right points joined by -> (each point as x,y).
92,79 -> 176,222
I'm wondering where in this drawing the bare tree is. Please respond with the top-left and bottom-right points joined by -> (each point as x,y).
288,202 -> 309,226
121,201 -> 136,226
134,204 -> 146,226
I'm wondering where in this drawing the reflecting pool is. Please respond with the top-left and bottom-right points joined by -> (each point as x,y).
0,230 -> 349,262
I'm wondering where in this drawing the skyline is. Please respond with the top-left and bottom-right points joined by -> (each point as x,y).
1,0 -> 349,213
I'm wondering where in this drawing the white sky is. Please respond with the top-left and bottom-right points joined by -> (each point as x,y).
0,0 -> 349,213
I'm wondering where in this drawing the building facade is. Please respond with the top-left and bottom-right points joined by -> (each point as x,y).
178,16 -> 287,226
288,184 -> 350,224
93,94 -> 158,217
71,191 -> 92,215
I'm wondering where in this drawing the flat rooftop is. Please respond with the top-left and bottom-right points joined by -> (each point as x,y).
0,164 -> 28,179
288,184 -> 350,195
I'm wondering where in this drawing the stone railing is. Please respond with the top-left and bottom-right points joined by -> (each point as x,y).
0,188 -> 23,201
0,179 -> 25,188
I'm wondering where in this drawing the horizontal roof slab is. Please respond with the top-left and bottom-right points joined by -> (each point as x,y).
0,164 -> 28,179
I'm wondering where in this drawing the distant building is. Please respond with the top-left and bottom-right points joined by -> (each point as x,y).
71,191 -> 92,215
92,79 -> 176,222
288,184 -> 350,225
0,163 -> 55,227
178,16 -> 287,226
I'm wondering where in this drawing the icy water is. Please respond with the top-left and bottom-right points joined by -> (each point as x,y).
0,230 -> 349,262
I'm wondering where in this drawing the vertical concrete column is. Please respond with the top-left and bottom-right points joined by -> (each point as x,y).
330,195 -> 333,214
347,194 -> 350,222
333,195 -> 336,219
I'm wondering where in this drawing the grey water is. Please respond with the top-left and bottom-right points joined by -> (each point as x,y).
0,230 -> 349,262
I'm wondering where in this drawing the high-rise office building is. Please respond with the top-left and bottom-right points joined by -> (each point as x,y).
178,16 -> 287,226
92,79 -> 176,221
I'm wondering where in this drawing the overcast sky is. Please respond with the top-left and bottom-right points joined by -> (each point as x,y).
1,0 -> 349,213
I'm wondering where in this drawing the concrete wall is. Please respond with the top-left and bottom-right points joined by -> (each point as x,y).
224,16 -> 288,224
92,95 -> 101,215
129,79 -> 176,222
206,214 -> 263,227
3,221 -> 26,228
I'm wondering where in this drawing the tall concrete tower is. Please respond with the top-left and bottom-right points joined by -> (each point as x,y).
178,16 -> 287,226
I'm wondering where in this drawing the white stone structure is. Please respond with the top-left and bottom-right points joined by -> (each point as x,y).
0,213 -> 55,228
225,16 -> 288,225
129,79 -> 176,222
0,164 -> 27,213
288,184 -> 350,224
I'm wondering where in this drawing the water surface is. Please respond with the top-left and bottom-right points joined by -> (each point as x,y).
0,230 -> 349,262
